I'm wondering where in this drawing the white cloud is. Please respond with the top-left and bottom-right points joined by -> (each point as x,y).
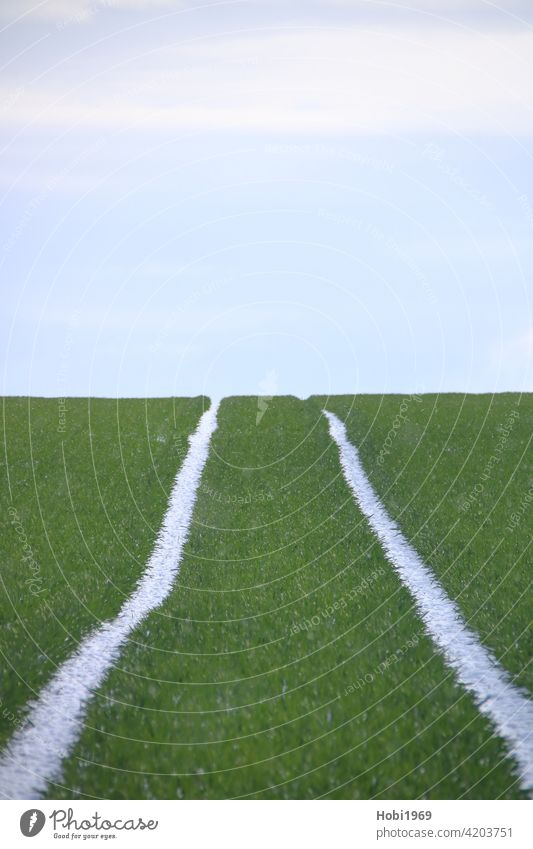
499,327 -> 533,359
2,0 -> 531,25
328,1 -> 525,8
1,0 -> 178,24
494,327 -> 533,389
1,27 -> 532,135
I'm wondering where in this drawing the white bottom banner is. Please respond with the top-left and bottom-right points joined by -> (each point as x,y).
0,800 -> 531,848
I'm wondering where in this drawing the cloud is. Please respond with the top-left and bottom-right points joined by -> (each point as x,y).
498,327 -> 533,360
0,0 -> 178,24
494,327 -> 533,389
2,0 -> 531,25
1,27 -> 532,136
327,0 -> 527,8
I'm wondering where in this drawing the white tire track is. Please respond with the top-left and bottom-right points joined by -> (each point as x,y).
0,401 -> 219,800
324,410 -> 533,795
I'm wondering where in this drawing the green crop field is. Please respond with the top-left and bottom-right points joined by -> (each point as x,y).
0,397 -> 206,749
321,394 -> 533,692
0,395 -> 531,800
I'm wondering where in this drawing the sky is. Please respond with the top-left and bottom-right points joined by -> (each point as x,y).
1,0 -> 532,398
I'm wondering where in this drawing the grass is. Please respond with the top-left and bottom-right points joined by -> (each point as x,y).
0,396 -> 207,748
47,396 -> 526,800
319,394 -> 533,693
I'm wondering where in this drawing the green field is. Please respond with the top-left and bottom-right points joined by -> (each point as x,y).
0,396 -> 206,748
321,394 -> 533,692
1,395 -> 531,799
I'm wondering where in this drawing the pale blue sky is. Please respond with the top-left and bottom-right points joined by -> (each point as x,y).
1,1 -> 532,397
